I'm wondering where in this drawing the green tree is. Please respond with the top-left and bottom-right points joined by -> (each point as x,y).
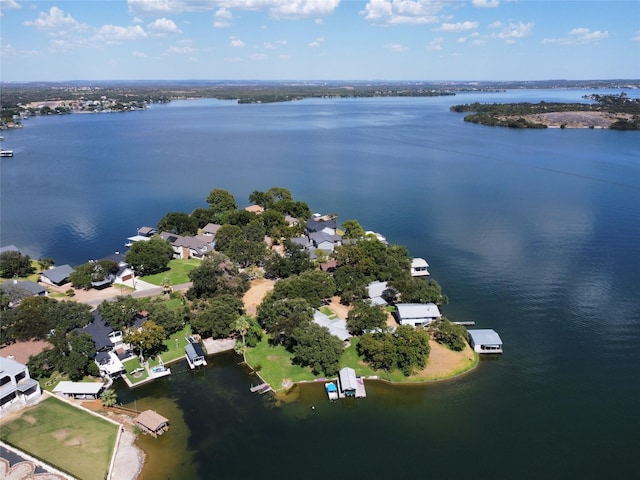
213,224 -> 243,252
0,251 -> 35,278
342,219 -> 366,239
69,260 -> 118,289
225,238 -> 268,268
187,252 -> 249,299
125,236 -> 174,275
124,320 -> 167,358
232,315 -> 251,356
98,296 -> 143,331
291,322 -> 344,376
157,211 -> 198,235
257,297 -> 313,347
394,325 -> 431,375
429,318 -> 467,351
206,188 -> 238,220
347,300 -> 387,336
191,294 -> 244,338
270,269 -> 336,308
263,241 -> 314,279
147,303 -> 183,335
100,388 -> 118,407
191,207 -> 217,228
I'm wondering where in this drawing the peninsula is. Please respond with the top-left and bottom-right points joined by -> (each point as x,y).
450,92 -> 640,129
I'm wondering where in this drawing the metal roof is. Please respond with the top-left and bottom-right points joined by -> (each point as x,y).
468,329 -> 503,345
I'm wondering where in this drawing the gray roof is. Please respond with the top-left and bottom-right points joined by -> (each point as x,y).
339,367 -> 357,391
137,226 -> 157,236
0,356 -> 27,377
202,223 -> 222,235
367,280 -> 388,299
468,329 -> 503,346
395,303 -> 441,319
41,264 -> 74,284
185,342 -> 205,361
313,310 -> 351,341
2,280 -> 46,296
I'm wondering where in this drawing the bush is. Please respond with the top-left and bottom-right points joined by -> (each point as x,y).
430,318 -> 467,351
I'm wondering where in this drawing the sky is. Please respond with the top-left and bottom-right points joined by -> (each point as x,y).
1,0 -> 639,82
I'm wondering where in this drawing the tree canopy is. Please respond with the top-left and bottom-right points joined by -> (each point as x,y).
257,296 -> 313,347
125,236 -> 174,275
157,211 -> 198,235
0,251 -> 35,278
357,325 -> 431,376
187,251 -> 249,299
291,322 -> 344,376
346,300 -> 387,336
206,188 -> 238,221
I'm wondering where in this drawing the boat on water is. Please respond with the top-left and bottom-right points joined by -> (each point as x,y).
0,150 -> 13,157
325,382 -> 338,400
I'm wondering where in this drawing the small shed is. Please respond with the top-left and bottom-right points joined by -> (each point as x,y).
134,410 -> 169,437
468,329 -> 503,354
411,258 -> 430,276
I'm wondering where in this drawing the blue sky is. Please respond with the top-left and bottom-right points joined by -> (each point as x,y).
1,0 -> 639,81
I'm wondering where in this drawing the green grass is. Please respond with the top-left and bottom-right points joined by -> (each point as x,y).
0,396 -> 118,480
245,336 -> 317,388
141,259 -> 200,286
148,324 -> 193,368
319,306 -> 337,319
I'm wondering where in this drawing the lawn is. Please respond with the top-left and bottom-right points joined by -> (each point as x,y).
141,258 -> 200,286
245,336 -> 317,388
148,324 -> 193,368
0,396 -> 118,480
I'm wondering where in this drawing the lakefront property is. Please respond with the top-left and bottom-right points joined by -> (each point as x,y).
1,186 -> 501,479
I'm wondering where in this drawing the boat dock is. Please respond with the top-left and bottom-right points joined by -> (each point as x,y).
250,383 -> 272,394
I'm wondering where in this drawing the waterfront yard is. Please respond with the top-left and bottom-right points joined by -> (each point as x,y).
245,334 -> 478,390
0,396 -> 118,480
141,259 -> 200,286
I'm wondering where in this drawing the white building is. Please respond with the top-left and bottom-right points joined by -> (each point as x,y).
468,329 -> 503,354
0,356 -> 42,412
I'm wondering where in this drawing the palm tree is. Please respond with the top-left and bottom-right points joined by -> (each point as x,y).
100,388 -> 118,407
232,316 -> 251,359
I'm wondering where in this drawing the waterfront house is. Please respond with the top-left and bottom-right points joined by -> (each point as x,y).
53,381 -> 104,400
202,223 -> 222,237
137,226 -> 157,237
134,410 -> 169,437
185,342 -> 207,369
40,264 -> 74,286
0,356 -> 42,412
307,214 -> 337,235
410,258 -> 430,277
159,232 -> 213,259
468,329 -> 503,354
313,310 -> 351,342
395,303 -> 441,327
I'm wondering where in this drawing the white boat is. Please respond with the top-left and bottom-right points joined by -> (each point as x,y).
325,382 -> 338,400
0,150 -> 13,157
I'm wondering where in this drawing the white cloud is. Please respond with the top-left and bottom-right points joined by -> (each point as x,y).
471,38 -> 486,46
132,50 -> 148,57
128,0 -> 218,15
633,31 -> 640,42
456,36 -> 467,43
438,21 -> 478,32
166,39 -> 195,54
361,0 -> 443,25
425,37 -> 444,50
543,27 -> 609,45
24,6 -> 88,33
224,56 -> 243,62
1,43 -> 39,57
130,1 -> 340,19
488,20 -> 502,28
472,0 -> 499,7
93,24 -> 148,44
0,0 -> 21,13
214,7 -> 232,28
230,36 -> 245,48
385,43 -> 408,52
250,53 -> 268,60
147,17 -> 182,35
264,40 -> 287,49
308,36 -> 325,47
491,21 -> 534,43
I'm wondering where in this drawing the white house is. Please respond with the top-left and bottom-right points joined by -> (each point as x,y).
395,303 -> 441,327
0,356 -> 42,412
468,329 -> 503,354
410,258 -> 430,276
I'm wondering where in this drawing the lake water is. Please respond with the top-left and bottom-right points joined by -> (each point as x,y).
2,89 -> 640,479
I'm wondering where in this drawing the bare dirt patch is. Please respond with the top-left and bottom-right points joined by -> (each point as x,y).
416,340 -> 476,381
22,415 -> 37,425
0,340 -> 53,364
504,111 -> 631,128
243,278 -> 275,315
52,429 -> 70,441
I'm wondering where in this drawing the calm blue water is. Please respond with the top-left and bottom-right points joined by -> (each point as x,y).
2,89 -> 640,479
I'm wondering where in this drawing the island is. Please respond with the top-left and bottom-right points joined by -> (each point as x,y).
450,92 -> 640,130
